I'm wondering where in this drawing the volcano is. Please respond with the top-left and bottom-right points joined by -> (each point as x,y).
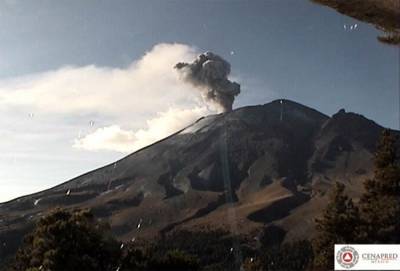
0,99 -> 391,265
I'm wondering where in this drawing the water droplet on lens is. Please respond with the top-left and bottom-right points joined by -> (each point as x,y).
34,199 -> 41,206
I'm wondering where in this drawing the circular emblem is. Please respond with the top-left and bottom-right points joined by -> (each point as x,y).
336,246 -> 359,269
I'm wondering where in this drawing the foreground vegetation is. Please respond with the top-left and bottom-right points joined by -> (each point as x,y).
5,130 -> 399,270
313,130 -> 400,270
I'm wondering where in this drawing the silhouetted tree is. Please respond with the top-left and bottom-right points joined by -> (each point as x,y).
360,129 -> 400,243
313,182 -> 361,269
118,244 -> 148,270
9,209 -> 120,271
243,240 -> 313,271
118,244 -> 200,271
152,229 -> 243,270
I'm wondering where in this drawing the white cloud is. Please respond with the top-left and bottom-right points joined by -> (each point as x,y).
73,125 -> 136,153
0,43 -> 219,153
0,43 -> 203,117
73,106 -> 209,153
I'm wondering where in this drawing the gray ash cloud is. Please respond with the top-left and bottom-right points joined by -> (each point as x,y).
175,52 -> 240,112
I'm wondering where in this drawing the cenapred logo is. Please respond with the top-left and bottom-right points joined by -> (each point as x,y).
336,246 -> 359,269
335,244 -> 400,270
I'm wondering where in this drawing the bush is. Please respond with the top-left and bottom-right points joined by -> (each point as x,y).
259,240 -> 313,271
9,209 -> 120,271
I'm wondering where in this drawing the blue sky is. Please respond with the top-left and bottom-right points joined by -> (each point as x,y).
0,0 -> 398,202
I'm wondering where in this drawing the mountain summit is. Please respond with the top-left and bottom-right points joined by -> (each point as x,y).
0,99 -> 389,263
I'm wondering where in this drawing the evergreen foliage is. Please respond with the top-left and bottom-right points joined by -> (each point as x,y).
313,182 -> 361,269
313,130 -> 400,269
360,129 -> 400,243
9,209 -> 120,271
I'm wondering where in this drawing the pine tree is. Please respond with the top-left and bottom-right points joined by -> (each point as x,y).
360,129 -> 400,243
9,209 -> 120,271
313,182 -> 361,269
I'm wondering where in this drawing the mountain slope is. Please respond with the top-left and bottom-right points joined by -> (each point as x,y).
0,99 -> 390,265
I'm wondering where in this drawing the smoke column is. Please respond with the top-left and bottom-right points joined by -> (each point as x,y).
175,52 -> 240,112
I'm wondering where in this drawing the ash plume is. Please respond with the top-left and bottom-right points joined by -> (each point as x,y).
175,52 -> 240,112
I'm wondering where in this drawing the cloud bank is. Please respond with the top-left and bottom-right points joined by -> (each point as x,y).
73,107 -> 209,153
0,43 -> 221,153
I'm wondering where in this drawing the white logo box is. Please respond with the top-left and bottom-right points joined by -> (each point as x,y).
335,244 -> 400,270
